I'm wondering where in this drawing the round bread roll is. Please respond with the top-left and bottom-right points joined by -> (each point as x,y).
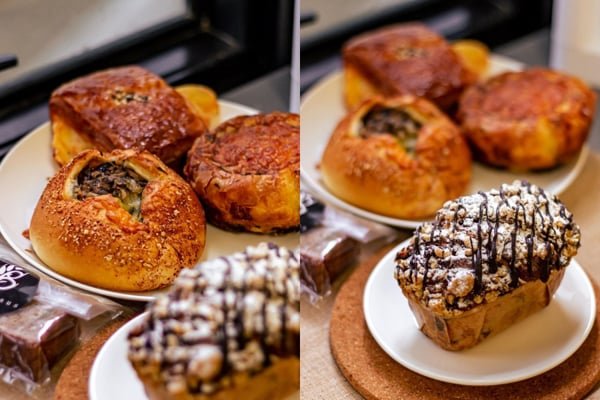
320,96 -> 472,219
457,68 -> 596,170
184,112 -> 299,233
29,149 -> 206,291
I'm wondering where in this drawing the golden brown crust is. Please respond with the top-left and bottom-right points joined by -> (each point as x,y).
184,112 -> 300,233
343,23 -> 475,110
49,66 -> 208,166
457,67 -> 596,170
29,149 -> 206,291
137,358 -> 299,400
320,96 -> 471,219
405,269 -> 564,351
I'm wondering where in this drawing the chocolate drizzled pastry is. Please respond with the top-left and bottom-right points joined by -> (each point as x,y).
395,181 -> 580,316
128,243 -> 299,398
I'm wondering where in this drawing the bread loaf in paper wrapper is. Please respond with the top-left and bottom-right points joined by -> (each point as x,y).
394,181 -> 580,350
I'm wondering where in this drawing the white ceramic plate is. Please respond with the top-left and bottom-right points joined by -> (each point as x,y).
0,100 -> 298,302
89,313 -> 299,400
363,241 -> 596,386
300,55 -> 589,229
89,314 -> 149,400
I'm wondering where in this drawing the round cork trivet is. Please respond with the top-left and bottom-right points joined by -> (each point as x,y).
53,315 -> 134,400
330,246 -> 600,400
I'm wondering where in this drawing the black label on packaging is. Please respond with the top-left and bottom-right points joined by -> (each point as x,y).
0,262 -> 39,314
300,192 -> 325,233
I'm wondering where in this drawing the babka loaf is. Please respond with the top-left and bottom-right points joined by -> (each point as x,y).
395,181 -> 580,350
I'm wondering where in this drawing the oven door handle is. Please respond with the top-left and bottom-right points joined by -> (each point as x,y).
0,54 -> 18,71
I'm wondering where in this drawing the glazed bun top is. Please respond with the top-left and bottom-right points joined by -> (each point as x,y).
459,68 -> 596,126
457,67 -> 596,169
343,23 -> 475,109
50,66 -> 208,165
192,112 -> 299,176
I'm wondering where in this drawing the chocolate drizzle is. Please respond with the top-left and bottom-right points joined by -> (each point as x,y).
219,256 -> 232,377
281,248 -> 290,354
508,199 -> 520,288
395,181 -> 580,314
128,243 -> 300,396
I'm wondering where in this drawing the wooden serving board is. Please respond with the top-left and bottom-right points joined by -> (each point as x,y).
330,247 -> 600,400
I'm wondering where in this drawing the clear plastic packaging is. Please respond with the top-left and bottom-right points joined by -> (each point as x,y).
322,206 -> 398,244
0,240 -> 127,395
300,226 -> 360,300
300,191 -> 399,302
0,301 -> 81,385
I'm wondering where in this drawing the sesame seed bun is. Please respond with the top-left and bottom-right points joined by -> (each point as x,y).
320,96 -> 471,219
29,149 -> 206,291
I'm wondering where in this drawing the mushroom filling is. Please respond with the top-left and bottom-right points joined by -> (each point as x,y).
111,89 -> 149,105
360,106 -> 422,154
395,47 -> 426,60
73,162 -> 148,219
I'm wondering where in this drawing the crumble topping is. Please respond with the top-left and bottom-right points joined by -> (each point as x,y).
395,181 -> 580,315
128,242 -> 299,396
